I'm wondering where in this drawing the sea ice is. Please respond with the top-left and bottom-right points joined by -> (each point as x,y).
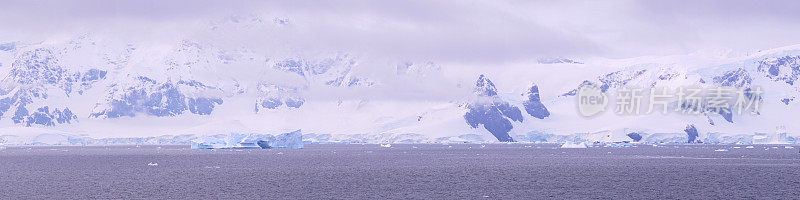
191,130 -> 303,149
605,143 -> 633,147
268,130 -> 304,149
560,141 -> 589,148
147,162 -> 158,166
380,144 -> 391,148
714,149 -> 729,152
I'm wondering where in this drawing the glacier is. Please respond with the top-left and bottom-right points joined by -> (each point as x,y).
560,141 -> 589,148
0,130 -> 796,146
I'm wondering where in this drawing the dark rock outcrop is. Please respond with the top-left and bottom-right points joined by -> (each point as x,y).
684,124 -> 699,143
522,84 -> 550,119
464,75 -> 523,142
627,132 -> 643,142
713,68 -> 752,88
473,74 -> 498,97
254,83 -> 305,111
758,56 -> 800,85
91,77 -> 223,118
464,102 -> 522,142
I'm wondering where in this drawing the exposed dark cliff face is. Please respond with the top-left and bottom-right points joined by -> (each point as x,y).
523,84 -> 550,119
90,77 -> 223,118
464,75 -> 523,142
685,124 -> 699,143
627,132 -> 643,142
465,101 -> 522,142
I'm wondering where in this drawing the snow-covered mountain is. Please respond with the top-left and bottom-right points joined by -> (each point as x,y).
0,15 -> 799,145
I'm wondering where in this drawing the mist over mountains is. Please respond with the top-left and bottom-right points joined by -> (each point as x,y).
0,11 -> 799,145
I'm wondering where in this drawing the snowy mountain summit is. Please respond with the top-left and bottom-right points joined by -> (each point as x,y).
0,16 -> 799,145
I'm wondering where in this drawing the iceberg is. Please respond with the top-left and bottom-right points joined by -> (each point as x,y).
604,143 -> 633,147
267,130 -> 304,149
752,132 -> 790,144
560,141 -> 589,148
191,130 -> 303,149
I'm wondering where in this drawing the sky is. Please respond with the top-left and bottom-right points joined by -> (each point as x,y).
2,0 -> 800,63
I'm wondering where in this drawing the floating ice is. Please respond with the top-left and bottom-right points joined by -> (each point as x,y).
380,144 -> 391,148
269,130 -> 304,149
191,130 -> 303,149
745,146 -> 755,149
785,146 -> 795,149
560,141 -> 589,148
714,149 -> 729,152
147,162 -> 158,166
733,146 -> 741,149
605,143 -> 632,147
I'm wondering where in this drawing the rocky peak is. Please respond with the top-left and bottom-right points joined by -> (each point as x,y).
473,74 -> 498,97
523,83 -> 550,119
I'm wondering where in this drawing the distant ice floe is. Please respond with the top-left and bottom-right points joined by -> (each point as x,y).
0,127 -> 303,149
301,133 -> 499,144
560,141 -> 589,148
604,143 -> 633,147
0,125 -> 797,147
191,130 -> 303,149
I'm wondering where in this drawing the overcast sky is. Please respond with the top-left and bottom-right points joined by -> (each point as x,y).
2,0 -> 800,63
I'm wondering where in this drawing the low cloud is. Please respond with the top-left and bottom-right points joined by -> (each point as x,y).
2,0 -> 800,63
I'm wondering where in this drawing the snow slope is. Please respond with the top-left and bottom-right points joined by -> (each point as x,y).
0,15 -> 799,145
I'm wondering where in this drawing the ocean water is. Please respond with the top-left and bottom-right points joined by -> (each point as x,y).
0,144 -> 798,199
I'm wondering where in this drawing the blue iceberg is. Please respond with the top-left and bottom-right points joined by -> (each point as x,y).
191,130 -> 303,149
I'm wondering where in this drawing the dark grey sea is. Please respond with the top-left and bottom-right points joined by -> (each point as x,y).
1,144 -> 799,199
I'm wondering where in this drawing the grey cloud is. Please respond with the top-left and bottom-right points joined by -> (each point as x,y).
1,0 -> 800,62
